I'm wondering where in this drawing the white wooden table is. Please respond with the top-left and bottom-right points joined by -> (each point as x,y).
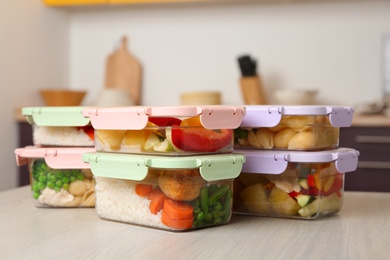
1,186 -> 389,259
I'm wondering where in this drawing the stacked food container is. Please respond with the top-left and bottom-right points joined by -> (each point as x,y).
232,105 -> 359,219
80,106 -> 246,231
14,107 -> 96,208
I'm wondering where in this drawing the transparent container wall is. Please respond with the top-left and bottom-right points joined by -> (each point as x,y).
234,115 -> 339,151
94,120 -> 234,155
29,159 -> 95,207
233,161 -> 344,219
32,125 -> 94,147
94,168 -> 233,231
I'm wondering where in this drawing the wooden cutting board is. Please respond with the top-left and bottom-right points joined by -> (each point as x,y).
104,36 -> 142,105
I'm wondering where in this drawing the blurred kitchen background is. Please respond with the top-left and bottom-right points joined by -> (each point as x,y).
1,0 -> 390,191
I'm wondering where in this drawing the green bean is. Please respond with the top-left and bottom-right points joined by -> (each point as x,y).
209,185 -> 229,205
222,190 -> 232,221
200,187 -> 209,214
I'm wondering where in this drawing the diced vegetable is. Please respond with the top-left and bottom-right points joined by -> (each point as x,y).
148,117 -> 182,126
135,184 -> 153,197
298,192 -> 341,217
295,194 -> 312,207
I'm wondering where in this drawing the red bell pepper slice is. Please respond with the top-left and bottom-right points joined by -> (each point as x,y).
171,126 -> 232,152
78,125 -> 94,140
148,117 -> 182,127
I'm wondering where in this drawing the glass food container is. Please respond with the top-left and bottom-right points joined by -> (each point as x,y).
82,152 -> 245,231
234,106 -> 354,151
233,148 -> 359,219
22,106 -> 94,147
15,146 -> 96,208
82,106 -> 245,155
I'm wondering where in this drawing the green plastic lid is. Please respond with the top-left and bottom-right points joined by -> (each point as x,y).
22,106 -> 90,127
82,152 -> 245,182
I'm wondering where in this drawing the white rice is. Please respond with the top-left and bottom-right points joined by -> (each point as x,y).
33,126 -> 94,146
94,177 -> 173,230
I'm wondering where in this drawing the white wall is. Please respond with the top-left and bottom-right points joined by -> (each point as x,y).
0,0 -> 70,191
69,1 -> 390,107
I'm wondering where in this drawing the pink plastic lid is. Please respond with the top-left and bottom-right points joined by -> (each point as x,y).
82,106 -> 245,130
240,148 -> 359,175
15,146 -> 95,169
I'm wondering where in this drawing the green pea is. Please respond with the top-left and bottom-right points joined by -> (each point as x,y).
193,206 -> 201,215
33,191 -> 40,200
49,175 -> 57,183
212,210 -> 227,219
62,183 -> 69,190
55,180 -> 63,188
193,220 -> 204,227
38,182 -> 46,191
213,201 -> 223,211
196,211 -> 205,221
77,173 -> 85,181
54,186 -> 60,192
47,182 -> 55,189
70,176 -> 76,182
56,172 -> 64,179
62,177 -> 70,184
213,217 -> 222,224
38,175 -> 47,183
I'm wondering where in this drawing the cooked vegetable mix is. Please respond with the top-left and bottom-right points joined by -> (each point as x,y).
31,159 -> 95,207
134,173 -> 233,230
234,162 -> 343,219
96,116 -> 233,154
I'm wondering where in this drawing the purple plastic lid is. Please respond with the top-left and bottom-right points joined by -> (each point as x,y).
240,105 -> 354,128
240,148 -> 359,175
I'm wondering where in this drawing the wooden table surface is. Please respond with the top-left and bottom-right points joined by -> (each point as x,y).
1,186 -> 389,259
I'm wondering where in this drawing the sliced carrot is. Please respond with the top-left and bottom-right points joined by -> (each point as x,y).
135,184 -> 153,197
148,187 -> 164,201
163,198 -> 194,220
161,210 -> 194,230
149,191 -> 167,215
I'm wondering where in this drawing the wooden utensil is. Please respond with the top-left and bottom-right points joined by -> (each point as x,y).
105,36 -> 142,105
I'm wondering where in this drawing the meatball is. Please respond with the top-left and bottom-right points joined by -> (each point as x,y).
158,169 -> 205,201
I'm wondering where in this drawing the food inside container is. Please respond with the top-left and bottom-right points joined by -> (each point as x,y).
82,106 -> 245,155
15,146 -> 96,208
83,152 -> 245,231
22,106 -> 94,147
235,106 -> 354,150
233,148 -> 359,219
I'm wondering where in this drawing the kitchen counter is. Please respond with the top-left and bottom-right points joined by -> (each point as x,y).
1,186 -> 389,259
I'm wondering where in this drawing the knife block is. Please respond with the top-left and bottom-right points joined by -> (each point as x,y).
240,76 -> 267,105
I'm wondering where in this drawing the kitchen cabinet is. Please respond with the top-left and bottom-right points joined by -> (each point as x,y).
43,0 -> 383,6
43,0 -> 202,6
339,125 -> 390,192
17,121 -> 33,187
44,0 -> 107,5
